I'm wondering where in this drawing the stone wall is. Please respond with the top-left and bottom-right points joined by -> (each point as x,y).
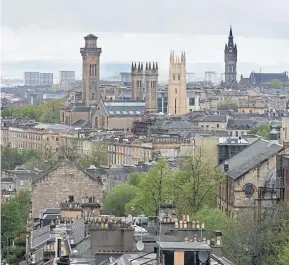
32,164 -> 103,218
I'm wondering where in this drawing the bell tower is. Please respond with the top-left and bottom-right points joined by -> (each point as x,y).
168,51 -> 187,116
145,62 -> 158,114
131,62 -> 143,100
224,26 -> 237,88
80,34 -> 102,106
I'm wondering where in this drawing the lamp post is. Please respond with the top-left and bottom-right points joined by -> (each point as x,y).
224,160 -> 229,214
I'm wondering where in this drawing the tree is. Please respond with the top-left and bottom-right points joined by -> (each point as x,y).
78,142 -> 108,167
125,159 -> 172,216
1,100 -> 63,123
249,125 -> 270,140
269,79 -> 282,89
128,172 -> 144,187
1,146 -> 44,170
174,148 -> 225,214
279,246 -> 289,265
103,184 -> 137,216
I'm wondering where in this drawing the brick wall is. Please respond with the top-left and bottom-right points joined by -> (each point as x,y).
32,164 -> 103,218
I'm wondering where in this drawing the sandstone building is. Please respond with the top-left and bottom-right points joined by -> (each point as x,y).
31,162 -> 103,218
167,51 -> 187,116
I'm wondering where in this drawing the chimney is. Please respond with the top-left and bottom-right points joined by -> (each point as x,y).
268,129 -> 279,146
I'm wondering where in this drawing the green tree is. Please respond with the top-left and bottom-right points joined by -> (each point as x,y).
174,148 -> 224,214
77,142 -> 108,167
1,197 -> 22,244
128,172 -> 144,187
126,159 -> 172,216
1,100 -> 63,123
249,125 -> 270,139
269,79 -> 282,89
103,184 -> 137,216
279,246 -> 289,265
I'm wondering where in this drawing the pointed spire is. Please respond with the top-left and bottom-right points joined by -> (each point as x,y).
131,62 -> 134,70
156,62 -> 158,70
229,25 -> 233,37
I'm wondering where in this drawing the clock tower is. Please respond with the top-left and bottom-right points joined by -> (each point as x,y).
224,26 -> 237,88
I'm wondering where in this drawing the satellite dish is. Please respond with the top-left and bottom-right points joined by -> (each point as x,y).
136,240 -> 144,251
198,251 -> 209,263
126,214 -> 133,223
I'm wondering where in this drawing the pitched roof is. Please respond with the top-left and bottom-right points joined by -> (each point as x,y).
202,115 -> 227,122
217,138 -> 283,180
102,100 -> 145,117
32,162 -> 103,185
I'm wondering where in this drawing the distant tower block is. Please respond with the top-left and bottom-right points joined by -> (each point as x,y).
131,62 -> 143,100
168,51 -> 188,116
224,26 -> 237,88
145,62 -> 159,114
80,34 -> 102,106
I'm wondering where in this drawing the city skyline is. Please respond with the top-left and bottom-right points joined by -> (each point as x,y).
2,0 -> 289,80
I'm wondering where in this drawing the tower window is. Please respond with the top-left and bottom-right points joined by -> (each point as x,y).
173,74 -> 175,80
175,88 -> 177,94
174,98 -> 177,114
178,74 -> 180,80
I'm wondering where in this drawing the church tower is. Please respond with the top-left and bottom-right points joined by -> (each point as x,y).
145,62 -> 158,114
168,51 -> 187,116
131,62 -> 143,100
80,34 -> 102,106
224,26 -> 237,88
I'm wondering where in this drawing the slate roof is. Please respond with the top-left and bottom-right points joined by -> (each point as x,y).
201,115 -> 227,122
226,119 -> 259,130
102,100 -> 145,117
217,138 -> 283,180
71,119 -> 91,129
70,105 -> 91,113
1,177 -> 14,183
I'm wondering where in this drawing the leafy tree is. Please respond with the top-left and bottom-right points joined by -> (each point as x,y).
279,246 -> 289,265
78,142 -> 108,167
249,125 -> 270,140
128,172 -> 144,187
174,148 -> 224,214
269,79 -> 282,89
1,197 -> 22,244
1,146 -> 44,170
126,159 -> 172,216
103,184 -> 137,216
1,100 -> 63,123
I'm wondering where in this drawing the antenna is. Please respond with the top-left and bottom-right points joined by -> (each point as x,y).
136,240 -> 144,251
198,251 -> 209,263
126,214 -> 133,224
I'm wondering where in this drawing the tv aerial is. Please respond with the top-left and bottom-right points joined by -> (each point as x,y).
126,214 -> 133,224
136,240 -> 144,251
198,251 -> 209,263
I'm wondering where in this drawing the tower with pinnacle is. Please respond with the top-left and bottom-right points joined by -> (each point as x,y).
145,62 -> 158,114
224,26 -> 237,88
131,62 -> 144,100
80,34 -> 102,106
168,51 -> 187,116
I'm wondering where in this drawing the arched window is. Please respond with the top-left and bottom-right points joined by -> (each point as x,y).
178,74 -> 181,80
173,74 -> 175,80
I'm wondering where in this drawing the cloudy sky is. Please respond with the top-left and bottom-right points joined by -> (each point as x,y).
2,0 -> 289,81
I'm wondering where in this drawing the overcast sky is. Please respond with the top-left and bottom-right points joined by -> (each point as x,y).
2,0 -> 289,79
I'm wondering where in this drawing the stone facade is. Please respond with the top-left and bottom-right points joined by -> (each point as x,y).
31,163 -> 103,218
167,51 -> 187,116
219,152 -> 280,218
80,34 -> 102,106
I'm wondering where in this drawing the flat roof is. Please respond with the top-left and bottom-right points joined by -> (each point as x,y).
157,241 -> 211,251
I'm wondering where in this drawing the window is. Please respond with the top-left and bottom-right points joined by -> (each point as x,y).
68,196 -> 74,202
175,88 -> 177,94
178,74 -> 180,80
20,180 -> 24,186
243,184 -> 255,198
217,124 -> 220,128
189,98 -> 195,106
173,74 -> 175,80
